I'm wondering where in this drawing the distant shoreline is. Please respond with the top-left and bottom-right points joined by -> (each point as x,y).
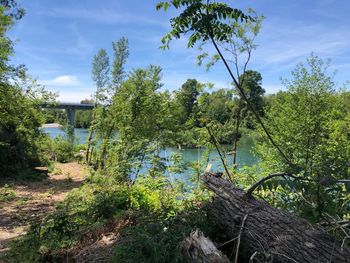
41,123 -> 62,128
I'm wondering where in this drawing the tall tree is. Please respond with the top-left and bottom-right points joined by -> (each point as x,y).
91,49 -> 110,103
98,37 -> 130,168
104,65 -> 164,179
111,37 -> 129,87
174,79 -> 201,124
86,49 -> 110,163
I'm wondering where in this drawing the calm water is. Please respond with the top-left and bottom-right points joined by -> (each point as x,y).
43,127 -> 258,180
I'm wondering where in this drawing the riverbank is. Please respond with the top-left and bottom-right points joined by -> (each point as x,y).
41,123 -> 62,128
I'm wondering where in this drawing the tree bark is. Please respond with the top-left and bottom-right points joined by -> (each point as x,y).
181,230 -> 230,263
201,173 -> 350,263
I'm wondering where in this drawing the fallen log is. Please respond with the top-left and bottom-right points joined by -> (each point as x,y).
201,173 -> 350,263
181,230 -> 230,263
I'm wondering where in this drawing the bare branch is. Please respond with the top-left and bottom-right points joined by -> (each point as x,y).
246,172 -> 303,196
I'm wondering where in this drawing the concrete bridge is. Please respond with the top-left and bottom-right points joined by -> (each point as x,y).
40,102 -> 94,129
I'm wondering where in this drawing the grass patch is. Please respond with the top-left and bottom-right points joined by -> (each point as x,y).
0,184 -> 16,202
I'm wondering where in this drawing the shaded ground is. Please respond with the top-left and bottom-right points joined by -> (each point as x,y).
0,162 -> 87,255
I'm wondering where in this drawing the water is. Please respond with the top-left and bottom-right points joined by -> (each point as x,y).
43,127 -> 90,144
42,127 -> 258,180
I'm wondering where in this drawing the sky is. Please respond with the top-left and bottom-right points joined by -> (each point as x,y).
8,0 -> 350,102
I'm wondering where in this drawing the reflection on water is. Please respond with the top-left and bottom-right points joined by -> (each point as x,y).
42,127 -> 258,181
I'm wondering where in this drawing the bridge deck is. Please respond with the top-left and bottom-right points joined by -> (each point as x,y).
41,102 -> 94,110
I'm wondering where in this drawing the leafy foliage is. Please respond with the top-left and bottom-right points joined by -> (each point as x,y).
0,78 -> 55,177
255,55 -> 350,221
0,0 -> 25,80
7,171 -> 210,262
156,0 -> 252,48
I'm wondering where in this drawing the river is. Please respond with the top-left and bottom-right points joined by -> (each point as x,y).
43,127 -> 258,180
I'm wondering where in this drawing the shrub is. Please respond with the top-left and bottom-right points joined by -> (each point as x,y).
113,210 -> 212,263
51,135 -> 75,163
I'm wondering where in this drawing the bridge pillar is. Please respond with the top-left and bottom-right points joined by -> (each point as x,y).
66,108 -> 75,131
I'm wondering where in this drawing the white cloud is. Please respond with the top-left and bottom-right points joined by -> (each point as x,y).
43,86 -> 95,103
56,90 -> 93,103
41,75 -> 80,86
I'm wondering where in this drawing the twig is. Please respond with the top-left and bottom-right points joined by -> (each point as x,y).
249,251 -> 258,263
233,214 -> 248,263
217,236 -> 239,248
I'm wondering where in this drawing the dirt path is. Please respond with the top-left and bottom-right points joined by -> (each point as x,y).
0,162 -> 88,254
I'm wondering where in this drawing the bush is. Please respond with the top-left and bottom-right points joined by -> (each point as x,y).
51,135 -> 75,163
0,78 -> 56,178
113,210 -> 212,263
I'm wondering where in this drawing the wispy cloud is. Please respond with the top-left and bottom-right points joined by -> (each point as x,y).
253,21 -> 350,70
41,75 -> 80,86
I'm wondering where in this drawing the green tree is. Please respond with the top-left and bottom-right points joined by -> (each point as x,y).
111,37 -> 129,88
86,49 -> 110,163
0,0 -> 25,80
256,55 -> 350,221
104,65 -> 165,179
232,70 -> 264,164
0,75 -> 56,176
97,38 -> 130,168
174,79 -> 201,125
198,88 -> 235,144
0,1 -> 57,176
199,88 -> 234,124
91,49 -> 110,103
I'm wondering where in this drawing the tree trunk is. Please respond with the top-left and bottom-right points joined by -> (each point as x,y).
201,173 -> 350,263
181,230 -> 230,263
232,106 -> 241,166
99,126 -> 113,170
85,128 -> 93,163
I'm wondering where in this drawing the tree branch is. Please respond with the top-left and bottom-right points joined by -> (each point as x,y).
208,35 -> 293,167
246,172 -> 302,196
206,126 -> 232,182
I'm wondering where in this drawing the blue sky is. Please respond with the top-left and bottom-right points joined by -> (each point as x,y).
9,0 -> 350,102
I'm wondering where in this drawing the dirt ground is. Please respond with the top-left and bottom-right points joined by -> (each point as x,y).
0,162 -> 88,255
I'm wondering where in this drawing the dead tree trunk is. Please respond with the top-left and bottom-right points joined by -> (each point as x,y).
181,230 -> 230,263
201,173 -> 350,263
